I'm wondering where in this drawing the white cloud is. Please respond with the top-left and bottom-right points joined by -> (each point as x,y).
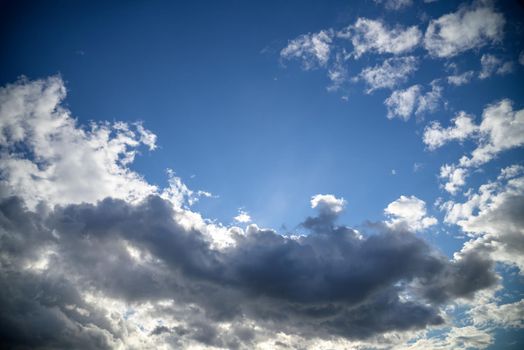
374,0 -> 412,10
519,50 -> 524,66
161,168 -> 202,207
479,54 -> 514,79
426,99 -> 524,194
385,195 -> 437,231
326,52 -> 349,91
424,1 -> 505,58
281,30 -> 333,70
234,210 -> 251,223
442,173 -> 524,271
447,70 -> 475,86
359,56 -> 418,93
385,85 -> 421,120
310,194 -> 346,216
385,82 -> 442,120
469,300 -> 524,329
0,76 -> 158,208
423,112 -> 477,150
439,164 -> 468,195
415,81 -> 443,116
343,18 -> 421,57
497,164 -> 524,180
459,99 -> 524,168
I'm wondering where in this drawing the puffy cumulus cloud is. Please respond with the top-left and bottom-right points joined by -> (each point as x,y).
441,173 -> 524,272
341,18 -> 421,58
0,76 -> 158,208
373,0 -> 413,11
459,99 -> 524,168
439,164 -> 469,195
310,193 -> 346,216
385,195 -> 437,231
425,99 -> 524,194
423,112 -> 477,150
385,82 -> 442,121
280,30 -> 333,70
359,56 -> 418,93
479,53 -> 514,79
0,76 -> 502,348
423,0 -> 505,58
234,210 -> 251,224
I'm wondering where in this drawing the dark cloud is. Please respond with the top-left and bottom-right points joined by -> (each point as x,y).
0,270 -> 118,350
0,195 -> 498,348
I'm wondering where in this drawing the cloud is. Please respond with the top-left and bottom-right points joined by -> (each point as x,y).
423,1 -> 505,58
280,30 -> 333,70
0,76 -> 158,209
341,18 -> 421,58
441,173 -> 524,271
234,210 -> 251,223
310,193 -> 346,216
479,54 -> 514,79
447,70 -> 475,86
0,193 -> 499,348
385,82 -> 442,120
407,326 -> 493,349
423,112 -> 477,150
0,76 -> 503,348
373,0 -> 413,11
425,99 -> 524,193
439,164 -> 469,195
385,85 -> 421,120
458,99 -> 524,168
498,164 -> 524,181
468,299 -> 524,329
326,52 -> 349,91
385,195 -> 437,231
359,56 -> 418,93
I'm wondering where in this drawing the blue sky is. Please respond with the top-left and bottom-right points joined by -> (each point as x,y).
0,0 -> 523,349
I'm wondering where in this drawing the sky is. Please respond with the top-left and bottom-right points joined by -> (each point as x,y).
0,0 -> 523,349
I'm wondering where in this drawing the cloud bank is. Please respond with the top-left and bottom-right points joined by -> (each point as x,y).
0,76 -> 504,349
